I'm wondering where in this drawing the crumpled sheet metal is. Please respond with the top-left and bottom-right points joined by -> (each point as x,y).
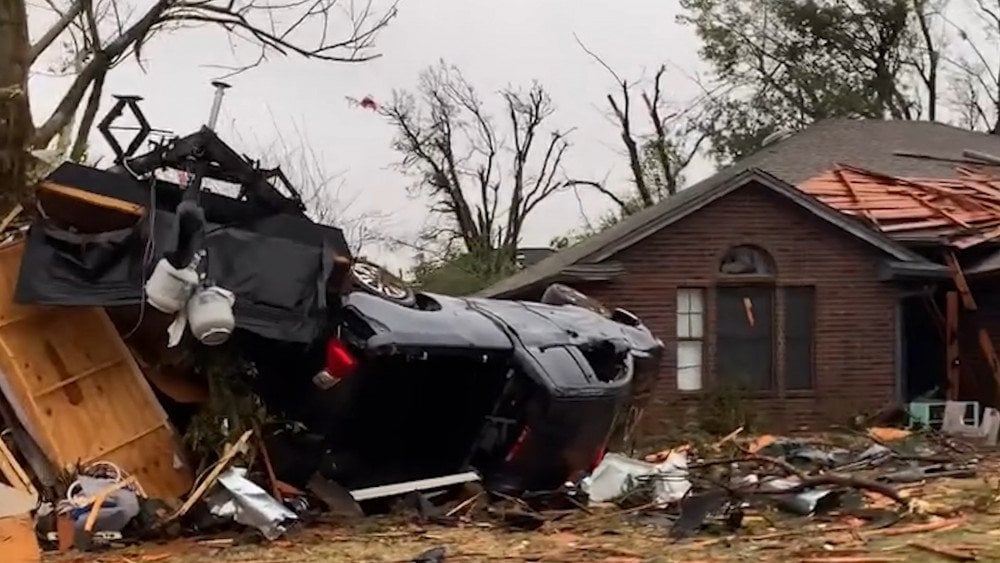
583,451 -> 690,507
206,468 -> 296,540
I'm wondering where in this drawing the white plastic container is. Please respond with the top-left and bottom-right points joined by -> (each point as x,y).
145,258 -> 199,314
186,286 -> 236,345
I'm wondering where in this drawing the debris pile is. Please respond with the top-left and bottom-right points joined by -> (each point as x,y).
0,85 -> 665,559
800,165 -> 1000,248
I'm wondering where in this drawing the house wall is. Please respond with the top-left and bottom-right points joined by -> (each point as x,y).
575,182 -> 901,439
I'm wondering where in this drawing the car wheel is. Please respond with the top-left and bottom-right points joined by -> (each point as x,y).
351,260 -> 417,307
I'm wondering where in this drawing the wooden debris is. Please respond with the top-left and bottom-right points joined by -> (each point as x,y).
799,558 -> 903,563
712,427 -> 745,451
253,422 -> 280,500
867,427 -> 911,443
169,429 -> 253,521
446,491 -> 484,517
799,166 -> 1000,248
863,516 -> 967,537
197,538 -> 236,547
0,204 -> 23,234
909,541 -> 978,561
0,437 -> 35,496
645,444 -> 691,463
747,434 -> 776,454
0,242 -> 193,501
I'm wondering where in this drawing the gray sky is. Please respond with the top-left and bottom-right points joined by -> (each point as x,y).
28,0 -> 710,271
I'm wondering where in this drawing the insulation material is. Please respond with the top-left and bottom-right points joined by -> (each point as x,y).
799,165 -> 1000,247
0,241 -> 193,500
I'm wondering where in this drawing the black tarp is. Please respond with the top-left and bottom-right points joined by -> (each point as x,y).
15,164 -> 350,343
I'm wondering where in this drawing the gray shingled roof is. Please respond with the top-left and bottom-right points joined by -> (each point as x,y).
478,119 -> 1000,298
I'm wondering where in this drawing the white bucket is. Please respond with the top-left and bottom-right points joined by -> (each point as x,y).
146,258 -> 199,314
187,286 -> 236,345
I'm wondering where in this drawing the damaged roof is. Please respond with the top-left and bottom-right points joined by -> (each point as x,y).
799,166 -> 1000,248
479,119 -> 1000,298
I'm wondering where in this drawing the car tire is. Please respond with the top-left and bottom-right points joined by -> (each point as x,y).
350,259 -> 417,307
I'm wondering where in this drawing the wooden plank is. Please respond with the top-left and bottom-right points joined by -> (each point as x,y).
0,242 -> 192,500
946,292 -> 960,401
0,514 -> 41,562
37,182 -> 143,216
834,168 -> 877,225
946,252 -> 977,310
0,439 -> 34,496
170,429 -> 253,521
31,359 -> 123,398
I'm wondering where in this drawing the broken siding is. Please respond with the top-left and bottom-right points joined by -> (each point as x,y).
580,182 -> 900,433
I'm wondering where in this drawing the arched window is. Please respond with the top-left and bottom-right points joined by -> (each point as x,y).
719,245 -> 775,276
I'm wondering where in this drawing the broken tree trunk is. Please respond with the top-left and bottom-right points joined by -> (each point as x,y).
0,0 -> 34,211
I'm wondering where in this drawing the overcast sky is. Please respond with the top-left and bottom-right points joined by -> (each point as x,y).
27,0 -> 711,271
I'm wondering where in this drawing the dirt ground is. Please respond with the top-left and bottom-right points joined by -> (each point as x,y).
47,468 -> 1000,563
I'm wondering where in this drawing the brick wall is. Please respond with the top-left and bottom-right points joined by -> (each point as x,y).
577,182 -> 901,436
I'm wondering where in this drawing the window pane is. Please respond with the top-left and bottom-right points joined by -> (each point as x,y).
689,312 -> 704,338
677,340 -> 702,391
716,287 -> 773,390
677,288 -> 704,314
677,288 -> 690,313
688,289 -> 704,314
785,286 -> 815,390
677,288 -> 704,338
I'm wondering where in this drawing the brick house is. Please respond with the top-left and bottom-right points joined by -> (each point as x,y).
478,120 -> 1000,433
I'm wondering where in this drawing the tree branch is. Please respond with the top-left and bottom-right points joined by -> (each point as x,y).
568,180 -> 628,210
29,0 -> 85,63
70,65 -> 105,162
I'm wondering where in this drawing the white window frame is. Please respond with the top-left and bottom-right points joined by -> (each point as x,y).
676,288 -> 705,391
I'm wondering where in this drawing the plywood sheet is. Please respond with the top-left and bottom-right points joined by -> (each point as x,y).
0,241 -> 192,500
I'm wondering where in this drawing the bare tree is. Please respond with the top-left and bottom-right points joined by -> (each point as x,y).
575,37 -> 706,219
939,0 -> 1000,133
0,0 -> 398,210
911,0 -> 941,122
223,112 -> 386,253
378,61 -> 581,270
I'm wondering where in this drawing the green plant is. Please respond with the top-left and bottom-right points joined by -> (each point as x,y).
697,382 -> 757,435
183,348 -> 270,465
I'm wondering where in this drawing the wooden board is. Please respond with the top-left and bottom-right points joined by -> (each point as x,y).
0,514 -> 40,562
0,241 -> 192,500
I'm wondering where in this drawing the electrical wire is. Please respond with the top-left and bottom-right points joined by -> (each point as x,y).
121,173 -> 157,340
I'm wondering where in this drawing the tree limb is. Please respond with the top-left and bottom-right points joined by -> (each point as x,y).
568,180 -> 628,210
33,0 -> 172,148
29,0 -> 85,63
70,65 -> 105,162
643,65 -> 677,196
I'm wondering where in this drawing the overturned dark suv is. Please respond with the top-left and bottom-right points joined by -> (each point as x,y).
252,272 -> 664,497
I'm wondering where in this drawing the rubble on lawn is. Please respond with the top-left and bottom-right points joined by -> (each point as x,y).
4,84 -> 1000,563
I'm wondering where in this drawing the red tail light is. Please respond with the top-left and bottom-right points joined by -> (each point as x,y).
326,337 -> 358,379
591,446 -> 606,471
505,426 -> 531,462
